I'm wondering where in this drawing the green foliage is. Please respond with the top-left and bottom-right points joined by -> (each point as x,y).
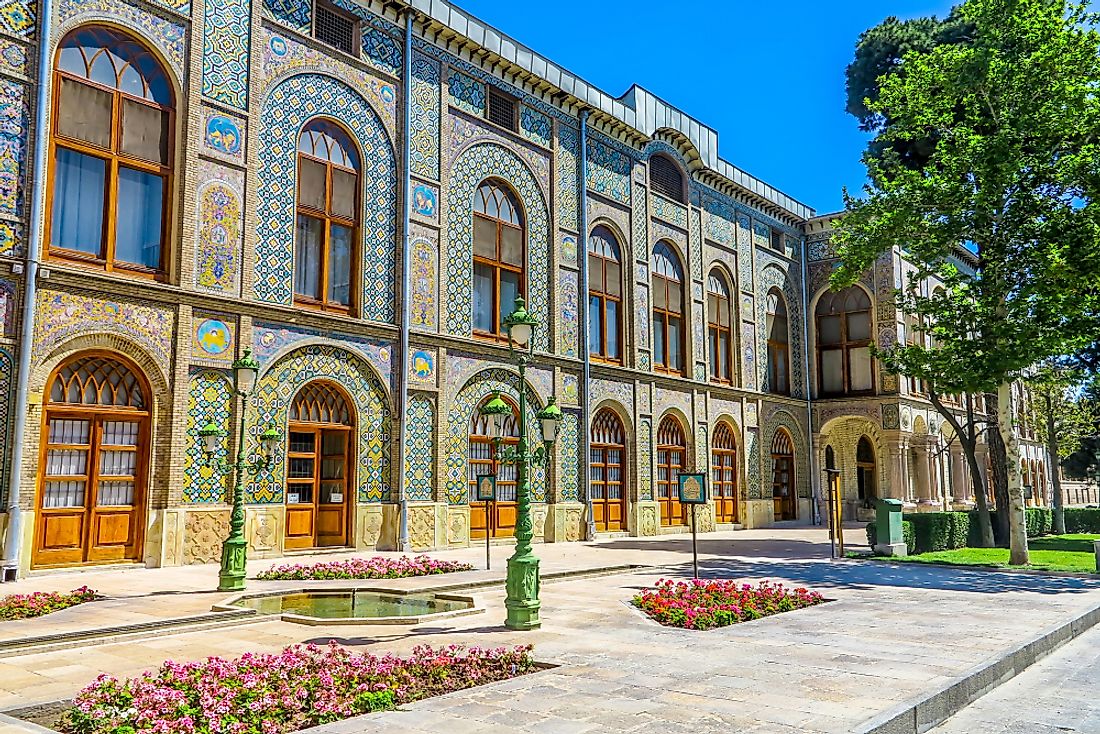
905,512 -> 970,553
1030,534 -> 1099,553
1063,508 -> 1100,534
865,520 -> 916,554
1063,436 -> 1100,482
881,547 -> 1097,573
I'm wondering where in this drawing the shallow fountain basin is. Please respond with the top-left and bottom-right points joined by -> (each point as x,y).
213,588 -> 482,625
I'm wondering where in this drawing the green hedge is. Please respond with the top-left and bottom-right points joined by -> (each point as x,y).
868,506 -> 1076,556
907,512 -> 970,553
1063,508 -> 1100,534
865,520 -> 916,555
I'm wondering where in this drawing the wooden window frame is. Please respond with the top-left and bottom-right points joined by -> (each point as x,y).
652,243 -> 685,375
766,290 -> 791,396
711,421 -> 738,524
707,271 -> 734,385
313,0 -> 361,58
816,288 -> 875,397
588,227 -> 623,364
472,181 -> 525,342
589,408 -> 626,532
45,31 -> 174,280
656,415 -> 687,527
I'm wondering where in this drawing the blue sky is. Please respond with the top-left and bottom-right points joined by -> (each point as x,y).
454,0 -> 957,215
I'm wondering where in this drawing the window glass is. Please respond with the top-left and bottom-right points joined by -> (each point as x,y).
819,314 -> 842,344
588,294 -> 602,355
328,224 -> 353,306
294,215 -> 323,299
653,314 -> 665,366
499,269 -> 521,325
473,216 -> 497,258
718,332 -> 731,379
605,259 -> 621,297
119,99 -> 168,164
821,349 -> 844,393
500,226 -> 523,266
668,318 -> 682,369
849,347 -> 873,391
57,78 -> 112,148
51,148 -> 105,256
848,311 -> 872,341
606,300 -> 619,358
331,169 -> 356,219
298,158 -> 327,211
472,262 -> 494,332
114,167 -> 163,268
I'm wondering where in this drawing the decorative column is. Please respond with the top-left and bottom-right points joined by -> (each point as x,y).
925,437 -> 942,506
887,439 -> 905,500
950,446 -> 969,505
912,442 -> 932,504
975,444 -> 990,503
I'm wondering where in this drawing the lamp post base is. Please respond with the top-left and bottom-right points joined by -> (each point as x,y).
504,554 -> 541,630
218,536 -> 247,592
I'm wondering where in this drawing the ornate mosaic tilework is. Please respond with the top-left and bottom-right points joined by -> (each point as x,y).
410,236 -> 437,329
591,379 -> 633,413
638,352 -> 651,372
203,0 -> 250,109
637,416 -> 653,501
0,346 -> 11,499
559,269 -> 578,358
742,322 -> 757,391
410,51 -> 440,180
0,0 -> 33,37
361,25 -> 401,77
450,115 -> 550,195
251,345 -> 391,503
444,352 -> 552,404
0,81 -> 25,218
412,183 -> 438,220
558,412 -> 580,502
561,374 -> 579,405
784,235 -> 800,260
192,314 -> 235,365
0,220 -> 20,256
253,321 -> 393,383
882,404 -> 900,430
255,74 -> 397,322
33,289 -> 173,369
60,0 -> 186,79
0,38 -> 27,76
586,137 -> 630,204
409,348 -> 436,385
690,208 -> 703,280
560,233 -> 578,267
195,162 -> 243,294
696,424 -> 708,473
202,109 -> 246,164
152,0 -> 191,11
745,402 -> 758,427
652,194 -> 687,229
263,0 -> 309,32
762,408 -> 809,498
183,370 -> 232,503
448,69 -> 485,116
736,214 -> 753,292
747,427 -> 760,499
444,368 -> 546,505
260,31 -> 397,134
758,262 -> 804,398
0,277 -> 14,337
632,184 -> 648,262
405,395 -> 435,501
520,106 -> 551,148
752,222 -> 770,248
655,388 -> 692,425
710,398 -> 743,429
445,143 -> 549,352
636,282 -> 650,351
808,236 -> 836,262
557,126 -> 580,233
704,197 -> 736,245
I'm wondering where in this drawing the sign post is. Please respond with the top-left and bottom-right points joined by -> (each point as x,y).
476,474 -> 496,570
678,473 -> 707,579
824,468 -> 843,558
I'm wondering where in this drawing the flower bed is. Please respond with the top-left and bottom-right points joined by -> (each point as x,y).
632,579 -> 825,630
64,642 -> 535,734
257,555 -> 475,581
0,586 -> 97,621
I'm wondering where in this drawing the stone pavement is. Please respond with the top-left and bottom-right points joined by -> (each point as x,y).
0,526 -> 1097,733
928,623 -> 1100,734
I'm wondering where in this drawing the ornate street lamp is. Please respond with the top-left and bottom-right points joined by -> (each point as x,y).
198,348 -> 281,592
480,296 -> 562,631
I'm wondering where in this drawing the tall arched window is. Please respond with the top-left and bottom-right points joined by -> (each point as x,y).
766,289 -> 790,395
286,382 -> 354,550
707,270 -> 734,384
36,354 -> 150,567
295,119 -> 360,313
857,436 -> 876,503
711,421 -> 738,524
472,181 -> 524,338
590,408 -> 626,532
771,428 -> 795,520
588,226 -> 622,362
817,286 -> 873,396
656,415 -> 687,527
652,242 -> 685,374
650,154 -> 684,203
48,26 -> 174,276
468,395 -> 520,538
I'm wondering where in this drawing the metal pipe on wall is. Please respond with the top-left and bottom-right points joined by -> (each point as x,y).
396,8 -> 414,552
2,0 -> 52,577
799,234 -> 819,525
577,109 -> 595,541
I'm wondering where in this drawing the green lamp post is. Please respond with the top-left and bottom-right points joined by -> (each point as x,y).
197,348 -> 281,592
480,297 -> 563,631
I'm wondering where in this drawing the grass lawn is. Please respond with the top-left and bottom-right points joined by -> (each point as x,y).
866,535 -> 1100,574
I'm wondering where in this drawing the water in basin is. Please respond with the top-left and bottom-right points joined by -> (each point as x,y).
233,591 -> 470,619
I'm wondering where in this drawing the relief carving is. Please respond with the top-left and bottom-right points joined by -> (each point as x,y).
183,510 -> 229,565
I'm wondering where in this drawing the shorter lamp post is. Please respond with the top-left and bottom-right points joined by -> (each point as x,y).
479,297 -> 563,631
197,348 -> 281,592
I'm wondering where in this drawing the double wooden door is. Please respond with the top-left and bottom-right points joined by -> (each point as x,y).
469,401 -> 520,539
711,422 -> 738,524
285,426 -> 351,549
656,417 -> 687,527
590,409 -> 626,532
772,455 -> 796,520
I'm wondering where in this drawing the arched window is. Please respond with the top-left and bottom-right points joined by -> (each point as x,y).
588,226 -> 622,362
817,286 -> 873,396
48,26 -> 174,276
468,395 -> 520,538
652,242 -> 685,374
711,421 -> 738,524
707,270 -> 734,384
771,428 -> 795,520
650,154 -> 684,203
857,436 -> 876,503
295,119 -> 360,313
36,354 -> 150,567
656,415 -> 687,527
590,408 -> 626,532
472,181 -> 524,338
766,289 -> 790,395
286,382 -> 354,549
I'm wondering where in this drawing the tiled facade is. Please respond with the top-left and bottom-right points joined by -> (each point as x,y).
0,0 -> 1069,573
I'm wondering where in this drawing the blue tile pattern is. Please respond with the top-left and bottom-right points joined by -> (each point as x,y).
762,408 -> 809,498
0,0 -> 33,36
0,81 -> 26,219
632,183 -> 648,262
263,0 -> 309,32
557,126 -> 580,232
747,427 -> 760,499
60,0 -> 187,79
586,137 -> 630,204
361,26 -> 401,76
758,261 -> 804,398
448,69 -> 485,116
0,346 -> 11,501
520,105 -> 551,147
410,51 -> 440,180
255,74 -> 397,323
558,412 -> 579,502
405,395 -> 435,501
203,0 -> 251,110
637,416 -> 652,501
652,194 -> 688,229
183,370 -> 232,503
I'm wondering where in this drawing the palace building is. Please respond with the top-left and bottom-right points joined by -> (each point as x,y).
0,0 -> 1073,574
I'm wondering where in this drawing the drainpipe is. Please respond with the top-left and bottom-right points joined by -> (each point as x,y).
798,234 -> 818,525
578,109 -> 595,541
395,8 -> 413,552
3,0 -> 52,577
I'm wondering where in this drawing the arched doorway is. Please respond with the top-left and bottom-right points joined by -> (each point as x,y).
711,421 -> 739,524
590,408 -> 626,532
469,395 -> 519,538
657,415 -> 687,527
285,381 -> 354,549
35,353 -> 150,567
856,436 -> 877,505
771,428 -> 796,520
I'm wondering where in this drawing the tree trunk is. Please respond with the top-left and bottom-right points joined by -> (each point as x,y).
998,381 -> 1029,565
1045,393 -> 1066,535
964,394 -> 994,547
988,414 -> 1011,545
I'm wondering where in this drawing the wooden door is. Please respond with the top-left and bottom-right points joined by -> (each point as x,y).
590,409 -> 626,532
34,355 -> 148,568
771,428 -> 796,520
711,422 -> 738,524
469,398 -> 519,539
657,416 -> 687,527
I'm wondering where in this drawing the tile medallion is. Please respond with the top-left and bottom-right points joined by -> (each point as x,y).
192,315 -> 234,363
411,182 -> 438,220
195,162 -> 244,293
560,233 -> 578,267
409,348 -> 436,385
202,0 -> 251,110
60,0 -> 187,79
255,73 -> 397,322
410,236 -> 437,329
183,370 -> 232,503
253,321 -> 393,384
0,37 -> 27,77
410,51 -> 440,180
560,374 -> 579,406
202,109 -> 246,163
404,395 -> 435,501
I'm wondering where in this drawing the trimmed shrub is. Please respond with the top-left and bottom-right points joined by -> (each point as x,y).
1064,508 -> 1100,534
1027,507 -> 1053,537
865,520 -> 916,555
906,512 -> 970,553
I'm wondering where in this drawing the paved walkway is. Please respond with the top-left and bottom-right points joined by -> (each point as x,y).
0,526 -> 1097,733
928,624 -> 1100,734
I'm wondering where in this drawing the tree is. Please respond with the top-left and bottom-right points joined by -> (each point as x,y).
1064,436 -> 1100,485
833,0 -> 1100,565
